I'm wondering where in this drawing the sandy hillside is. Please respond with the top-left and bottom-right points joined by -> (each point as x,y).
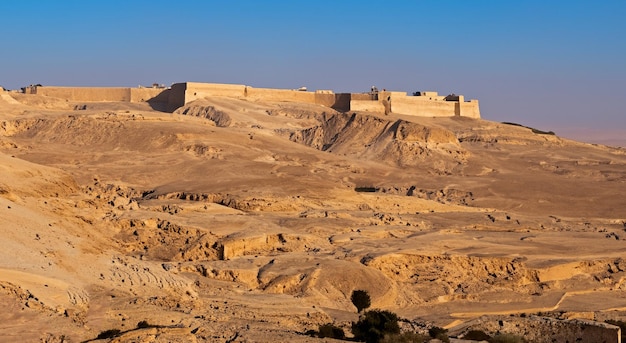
0,90 -> 625,342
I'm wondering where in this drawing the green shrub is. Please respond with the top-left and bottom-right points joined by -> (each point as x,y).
351,289 -> 372,313
352,309 -> 400,343
427,326 -> 449,342
317,323 -> 345,339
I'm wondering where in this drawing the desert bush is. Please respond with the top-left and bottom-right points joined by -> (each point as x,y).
463,329 -> 491,340
355,186 -> 377,193
96,329 -> 121,339
317,323 -> 345,339
351,289 -> 372,313
137,320 -> 151,328
352,309 -> 400,343
427,326 -> 449,342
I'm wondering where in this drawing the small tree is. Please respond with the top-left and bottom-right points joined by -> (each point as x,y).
428,326 -> 450,342
351,289 -> 371,313
352,309 -> 400,343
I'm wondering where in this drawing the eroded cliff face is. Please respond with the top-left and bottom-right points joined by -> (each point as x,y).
283,111 -> 467,172
1,93 -> 625,341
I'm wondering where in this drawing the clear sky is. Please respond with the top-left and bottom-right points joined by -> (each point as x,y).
1,1 -> 624,144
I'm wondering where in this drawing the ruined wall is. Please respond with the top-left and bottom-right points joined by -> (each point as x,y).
350,100 -> 385,113
378,91 -> 406,102
34,87 -> 132,102
414,91 -> 446,101
312,92 -> 375,112
178,82 -> 354,112
330,93 -> 351,112
29,83 -> 481,118
183,82 -> 247,103
168,83 -> 187,112
459,100 -> 480,118
130,88 -> 170,111
129,88 -> 169,102
390,95 -> 459,117
33,86 -> 172,107
314,92 -> 337,108
313,92 -> 353,112
351,93 -> 372,101
246,87 -> 316,104
380,92 -> 480,118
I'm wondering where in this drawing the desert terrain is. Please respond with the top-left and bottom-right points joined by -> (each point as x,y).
0,89 -> 625,342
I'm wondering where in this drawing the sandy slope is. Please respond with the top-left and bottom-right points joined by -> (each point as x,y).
0,91 -> 625,342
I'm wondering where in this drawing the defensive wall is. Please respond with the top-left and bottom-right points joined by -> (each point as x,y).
25,86 -> 171,111
168,82 -> 350,112
378,90 -> 480,118
25,82 -> 480,119
171,82 -> 480,118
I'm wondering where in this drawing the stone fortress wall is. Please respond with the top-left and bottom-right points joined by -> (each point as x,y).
382,91 -> 481,119
168,82 -> 344,112
24,86 -> 166,103
25,82 -> 481,119
24,85 -> 172,111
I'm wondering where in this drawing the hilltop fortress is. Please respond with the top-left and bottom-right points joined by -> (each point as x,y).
23,82 -> 480,118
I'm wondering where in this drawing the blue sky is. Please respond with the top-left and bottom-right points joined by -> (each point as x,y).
1,1 -> 624,143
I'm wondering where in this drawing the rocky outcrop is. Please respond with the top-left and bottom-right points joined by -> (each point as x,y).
455,316 -> 621,343
175,104 -> 232,127
283,111 -> 467,169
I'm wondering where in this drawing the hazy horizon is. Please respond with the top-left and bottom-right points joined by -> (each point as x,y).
1,1 -> 624,145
